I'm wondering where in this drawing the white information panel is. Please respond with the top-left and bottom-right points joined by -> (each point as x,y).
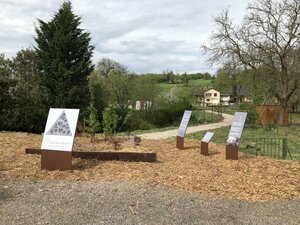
41,108 -> 79,151
177,110 -> 192,137
226,112 -> 247,147
201,132 -> 214,143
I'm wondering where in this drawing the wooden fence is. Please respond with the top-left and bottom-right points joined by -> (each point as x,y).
256,105 -> 288,126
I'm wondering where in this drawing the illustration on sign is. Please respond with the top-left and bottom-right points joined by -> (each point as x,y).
226,136 -> 240,147
41,108 -> 79,152
226,112 -> 247,147
177,110 -> 192,137
46,111 -> 72,136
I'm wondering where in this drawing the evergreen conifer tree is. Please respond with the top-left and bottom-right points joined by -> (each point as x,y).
34,1 -> 94,115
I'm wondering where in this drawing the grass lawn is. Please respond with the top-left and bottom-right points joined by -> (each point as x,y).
158,79 -> 212,98
187,125 -> 300,162
188,79 -> 212,87
289,113 -> 300,124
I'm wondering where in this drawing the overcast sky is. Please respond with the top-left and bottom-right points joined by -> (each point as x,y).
0,0 -> 250,74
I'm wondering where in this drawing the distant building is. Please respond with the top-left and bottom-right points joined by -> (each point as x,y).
237,86 -> 252,102
220,93 -> 231,106
224,85 -> 252,103
192,86 -> 251,106
135,100 -> 152,110
193,91 -> 204,103
193,88 -> 230,106
204,89 -> 220,106
128,100 -> 152,110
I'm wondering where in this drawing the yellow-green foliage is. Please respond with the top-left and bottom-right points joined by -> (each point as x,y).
102,104 -> 119,136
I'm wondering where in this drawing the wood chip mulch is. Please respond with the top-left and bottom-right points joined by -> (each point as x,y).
0,133 -> 299,201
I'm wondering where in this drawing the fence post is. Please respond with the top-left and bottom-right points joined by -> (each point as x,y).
282,138 -> 288,159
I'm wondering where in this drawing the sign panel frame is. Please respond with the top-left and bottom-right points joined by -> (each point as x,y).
226,112 -> 247,147
177,110 -> 192,137
41,108 -> 79,152
201,131 -> 214,143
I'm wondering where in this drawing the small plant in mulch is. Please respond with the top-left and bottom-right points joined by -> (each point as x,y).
86,104 -> 100,143
134,136 -> 141,146
108,135 -> 121,150
112,139 -> 121,150
103,104 -> 119,141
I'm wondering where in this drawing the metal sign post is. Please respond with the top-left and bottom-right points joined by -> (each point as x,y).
41,150 -> 72,170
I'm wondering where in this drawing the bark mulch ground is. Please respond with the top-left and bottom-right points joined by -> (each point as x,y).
0,132 -> 299,201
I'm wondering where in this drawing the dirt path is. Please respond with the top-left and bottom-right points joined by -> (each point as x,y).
140,112 -> 233,140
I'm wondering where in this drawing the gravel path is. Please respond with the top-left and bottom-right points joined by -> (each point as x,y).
1,177 -> 299,225
140,112 -> 233,140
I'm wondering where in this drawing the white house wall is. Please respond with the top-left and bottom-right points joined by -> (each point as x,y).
204,89 -> 220,106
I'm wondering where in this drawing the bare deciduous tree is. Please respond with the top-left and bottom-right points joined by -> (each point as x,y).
202,0 -> 300,124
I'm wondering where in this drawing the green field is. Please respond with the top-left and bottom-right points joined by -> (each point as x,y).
158,79 -> 213,98
187,125 -> 300,162
188,79 -> 213,86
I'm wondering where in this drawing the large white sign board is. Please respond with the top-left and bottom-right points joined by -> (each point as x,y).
226,112 -> 247,147
201,132 -> 214,143
177,110 -> 192,137
41,108 -> 79,151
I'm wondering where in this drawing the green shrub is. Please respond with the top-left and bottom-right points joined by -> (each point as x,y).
190,112 -> 206,124
265,123 -> 278,132
102,104 -> 119,138
239,102 -> 252,111
114,107 -> 133,132
246,109 -> 259,128
86,104 -> 100,142
135,119 -> 155,130
125,98 -> 192,129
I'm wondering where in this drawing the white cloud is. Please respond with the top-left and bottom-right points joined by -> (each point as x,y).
0,0 -> 250,74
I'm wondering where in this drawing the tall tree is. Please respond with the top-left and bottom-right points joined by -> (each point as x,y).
88,71 -> 107,121
96,58 -> 127,78
105,70 -> 133,110
131,76 -> 160,107
34,1 -> 94,116
11,49 -> 38,82
90,58 -> 129,116
202,0 -> 300,124
214,62 -> 243,102
9,48 -> 46,132
162,70 -> 177,84
0,54 -> 14,130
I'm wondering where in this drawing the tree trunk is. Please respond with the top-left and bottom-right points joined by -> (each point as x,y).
277,99 -> 288,125
231,85 -> 237,102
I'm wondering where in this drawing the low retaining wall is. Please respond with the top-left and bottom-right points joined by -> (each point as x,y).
25,148 -> 157,163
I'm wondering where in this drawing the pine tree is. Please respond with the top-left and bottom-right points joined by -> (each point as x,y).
34,1 -> 94,115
